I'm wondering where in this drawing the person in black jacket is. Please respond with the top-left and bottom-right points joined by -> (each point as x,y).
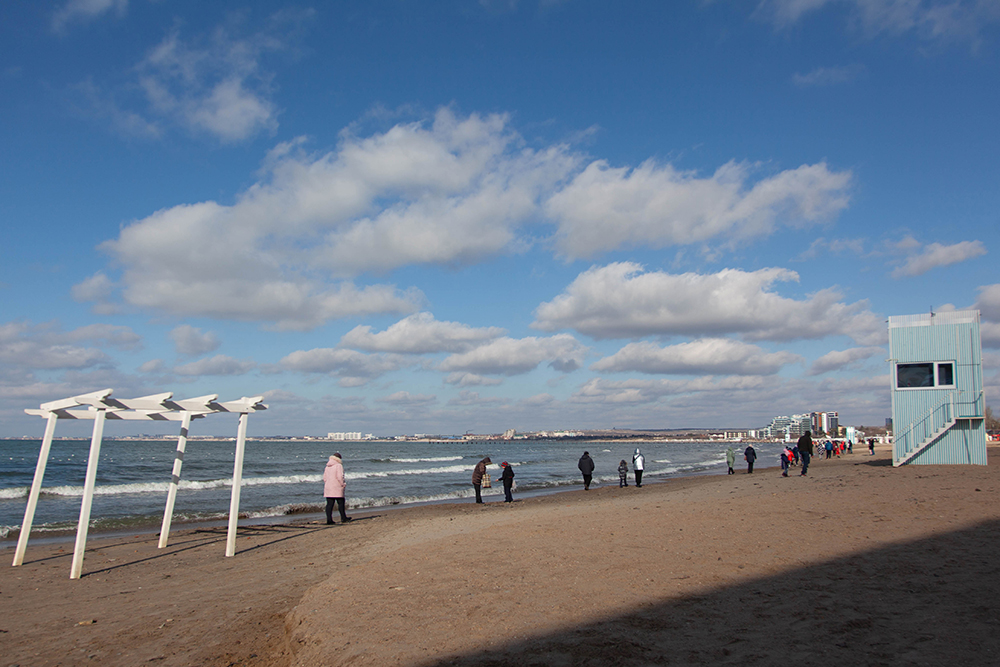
578,451 -> 595,490
797,430 -> 813,476
500,461 -> 515,502
743,445 -> 757,474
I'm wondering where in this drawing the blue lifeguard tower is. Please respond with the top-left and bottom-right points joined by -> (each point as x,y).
888,310 -> 986,466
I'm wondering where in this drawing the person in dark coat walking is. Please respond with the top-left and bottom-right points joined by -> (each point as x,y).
744,445 -> 757,474
797,430 -> 813,476
472,456 -> 492,503
578,451 -> 595,490
500,461 -> 515,502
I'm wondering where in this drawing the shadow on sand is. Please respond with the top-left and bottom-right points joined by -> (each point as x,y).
420,518 -> 1000,666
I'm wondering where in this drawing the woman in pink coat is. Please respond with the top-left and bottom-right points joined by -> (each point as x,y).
323,453 -> 352,524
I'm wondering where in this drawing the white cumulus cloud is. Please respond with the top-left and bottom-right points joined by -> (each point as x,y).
756,0 -> 1000,43
135,25 -> 283,142
0,321 -> 141,371
533,262 -> 884,344
173,354 -> 255,376
377,391 -> 437,405
444,372 -> 504,387
438,334 -> 588,376
169,325 -> 221,356
545,160 -> 851,258
808,346 -> 886,375
974,284 -> 1000,321
592,339 -> 802,376
340,312 -> 505,353
891,240 -> 986,278
52,0 -> 127,32
792,64 -> 866,86
280,348 -> 410,386
91,108 -> 853,330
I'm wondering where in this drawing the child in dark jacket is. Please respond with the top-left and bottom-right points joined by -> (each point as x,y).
618,460 -> 629,487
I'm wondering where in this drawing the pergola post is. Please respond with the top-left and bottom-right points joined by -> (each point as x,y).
226,411 -> 249,557
12,412 -> 58,567
70,408 -> 106,580
158,411 -> 191,548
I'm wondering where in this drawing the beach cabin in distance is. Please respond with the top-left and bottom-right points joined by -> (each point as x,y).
888,310 -> 986,466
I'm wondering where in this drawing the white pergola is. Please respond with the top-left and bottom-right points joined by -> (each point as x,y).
12,388 -> 267,579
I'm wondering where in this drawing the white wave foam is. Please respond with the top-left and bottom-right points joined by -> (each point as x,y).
345,464 -> 469,480
14,474 -> 324,499
0,486 -> 28,500
1,465 -> 475,500
386,456 -> 463,463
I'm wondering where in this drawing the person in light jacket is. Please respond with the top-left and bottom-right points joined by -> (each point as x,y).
632,448 -> 645,487
726,446 -> 736,475
323,453 -> 352,524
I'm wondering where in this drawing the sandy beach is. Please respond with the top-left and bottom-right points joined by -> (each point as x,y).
3,443 -> 1000,666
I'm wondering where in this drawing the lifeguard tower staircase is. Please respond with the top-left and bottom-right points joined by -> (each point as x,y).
888,310 -> 986,466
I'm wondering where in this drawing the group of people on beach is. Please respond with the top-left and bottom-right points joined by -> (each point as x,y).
470,456 -> 516,503
469,448 -> 645,504
722,431 -> 868,480
576,448 -> 645,491
323,435 -> 878,518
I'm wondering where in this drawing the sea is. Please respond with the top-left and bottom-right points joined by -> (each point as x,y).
0,437 -> 788,544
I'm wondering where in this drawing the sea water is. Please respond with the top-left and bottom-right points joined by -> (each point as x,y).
0,437 -> 788,541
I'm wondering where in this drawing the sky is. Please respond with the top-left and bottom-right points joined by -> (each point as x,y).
1,0 -> 999,438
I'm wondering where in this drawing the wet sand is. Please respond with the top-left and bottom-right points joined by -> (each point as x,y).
3,444 -> 999,666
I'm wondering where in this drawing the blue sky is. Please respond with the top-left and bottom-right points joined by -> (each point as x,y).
2,0 -> 998,437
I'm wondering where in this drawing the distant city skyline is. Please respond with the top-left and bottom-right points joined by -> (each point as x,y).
1,2 -> 998,438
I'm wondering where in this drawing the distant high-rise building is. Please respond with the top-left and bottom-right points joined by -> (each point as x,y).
821,412 -> 839,435
809,411 -> 839,435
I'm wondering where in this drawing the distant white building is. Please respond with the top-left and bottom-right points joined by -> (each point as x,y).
327,432 -> 362,440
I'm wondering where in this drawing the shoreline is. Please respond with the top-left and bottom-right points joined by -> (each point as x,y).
6,443 -> 995,666
0,454 -> 732,548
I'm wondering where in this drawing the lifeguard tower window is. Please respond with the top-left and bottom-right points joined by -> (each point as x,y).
896,362 -> 955,389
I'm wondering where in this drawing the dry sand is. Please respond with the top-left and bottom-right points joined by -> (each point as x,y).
3,444 -> 1000,666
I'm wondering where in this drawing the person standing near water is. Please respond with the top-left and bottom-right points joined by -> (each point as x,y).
472,456 -> 492,503
797,430 -> 813,476
578,451 -> 595,490
632,448 -> 645,487
323,453 -> 352,524
618,459 -> 629,487
726,446 -> 736,475
744,444 -> 757,474
500,461 -> 515,502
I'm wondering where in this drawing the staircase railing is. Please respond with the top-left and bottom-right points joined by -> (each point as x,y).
894,390 -> 984,464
